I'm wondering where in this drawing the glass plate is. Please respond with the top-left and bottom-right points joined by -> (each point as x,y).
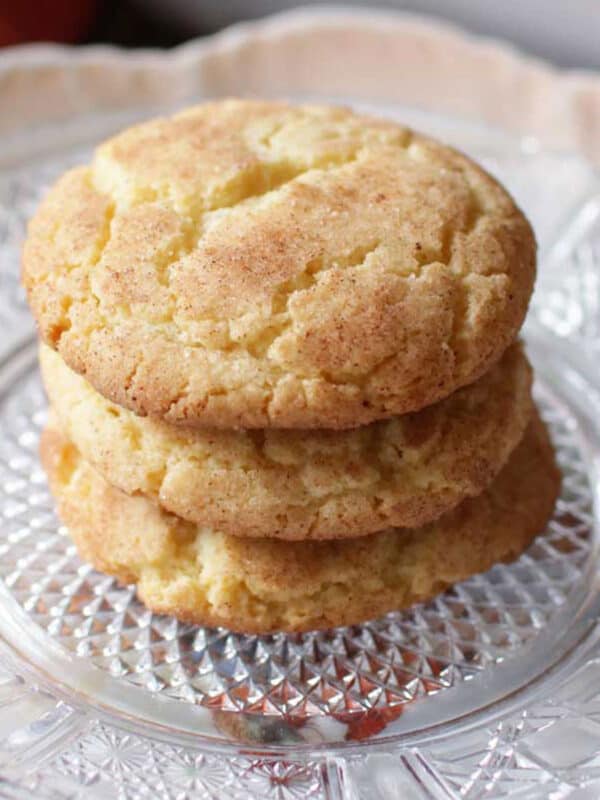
1,101 -> 600,800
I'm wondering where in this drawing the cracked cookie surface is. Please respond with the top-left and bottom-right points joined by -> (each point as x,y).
41,342 -> 532,539
40,415 -> 560,632
24,100 -> 536,429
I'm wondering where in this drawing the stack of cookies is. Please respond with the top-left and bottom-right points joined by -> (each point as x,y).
23,100 -> 561,633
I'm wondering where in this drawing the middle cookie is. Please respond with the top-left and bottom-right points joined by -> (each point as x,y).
41,342 -> 532,541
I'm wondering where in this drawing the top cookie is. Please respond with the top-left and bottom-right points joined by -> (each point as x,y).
23,99 -> 536,429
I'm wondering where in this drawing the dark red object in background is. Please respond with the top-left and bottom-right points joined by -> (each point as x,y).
0,0 -> 99,46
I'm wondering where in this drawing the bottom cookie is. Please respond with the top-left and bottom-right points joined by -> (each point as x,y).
40,414 -> 560,633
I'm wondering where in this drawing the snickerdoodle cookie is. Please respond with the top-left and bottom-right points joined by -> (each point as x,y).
41,342 -> 532,540
24,100 -> 535,429
40,414 -> 559,633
